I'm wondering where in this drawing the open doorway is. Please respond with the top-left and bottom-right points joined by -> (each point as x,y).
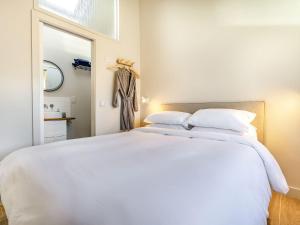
42,24 -> 92,144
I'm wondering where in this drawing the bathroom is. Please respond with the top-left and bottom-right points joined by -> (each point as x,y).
43,25 -> 92,143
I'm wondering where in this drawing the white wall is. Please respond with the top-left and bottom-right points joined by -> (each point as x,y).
140,0 -> 300,194
43,25 -> 92,139
0,0 -> 33,159
0,0 -> 140,158
95,0 -> 140,135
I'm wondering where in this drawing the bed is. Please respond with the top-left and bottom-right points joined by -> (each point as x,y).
0,102 -> 288,225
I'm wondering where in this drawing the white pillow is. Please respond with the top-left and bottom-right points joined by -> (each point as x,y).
188,109 -> 256,132
146,124 -> 187,130
144,111 -> 191,126
191,125 -> 257,139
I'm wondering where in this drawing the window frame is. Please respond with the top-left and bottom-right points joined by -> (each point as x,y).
33,0 -> 120,40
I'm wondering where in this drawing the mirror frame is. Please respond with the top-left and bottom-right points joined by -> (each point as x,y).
43,60 -> 64,92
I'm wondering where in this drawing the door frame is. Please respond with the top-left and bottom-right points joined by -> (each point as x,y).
32,9 -> 97,145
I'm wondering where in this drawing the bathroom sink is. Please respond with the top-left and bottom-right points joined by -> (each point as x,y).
44,112 -> 62,119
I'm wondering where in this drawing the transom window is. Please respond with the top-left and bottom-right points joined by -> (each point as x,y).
39,0 -> 119,39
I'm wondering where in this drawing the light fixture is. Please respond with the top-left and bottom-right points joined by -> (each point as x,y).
141,96 -> 150,104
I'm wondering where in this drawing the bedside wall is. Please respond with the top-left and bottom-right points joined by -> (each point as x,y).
140,0 -> 300,197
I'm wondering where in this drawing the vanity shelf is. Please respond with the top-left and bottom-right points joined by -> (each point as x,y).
44,117 -> 76,122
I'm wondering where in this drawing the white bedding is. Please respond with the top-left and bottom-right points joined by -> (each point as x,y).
0,127 -> 288,225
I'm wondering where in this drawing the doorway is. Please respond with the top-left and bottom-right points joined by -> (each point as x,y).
32,11 -> 97,145
42,25 -> 92,144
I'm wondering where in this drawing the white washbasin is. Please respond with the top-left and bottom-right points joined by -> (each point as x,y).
44,112 -> 62,119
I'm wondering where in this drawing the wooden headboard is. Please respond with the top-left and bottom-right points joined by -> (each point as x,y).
161,101 -> 265,143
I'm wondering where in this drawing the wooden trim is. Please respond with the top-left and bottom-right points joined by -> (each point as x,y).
90,40 -> 97,136
32,16 -> 44,145
32,10 -> 98,41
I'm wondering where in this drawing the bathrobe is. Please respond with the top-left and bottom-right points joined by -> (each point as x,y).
113,68 -> 138,130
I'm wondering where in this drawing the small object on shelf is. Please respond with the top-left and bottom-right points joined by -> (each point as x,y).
72,59 -> 91,71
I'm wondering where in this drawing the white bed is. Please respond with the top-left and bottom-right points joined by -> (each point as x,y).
0,125 -> 288,225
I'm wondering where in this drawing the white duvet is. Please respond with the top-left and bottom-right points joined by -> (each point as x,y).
0,127 -> 288,225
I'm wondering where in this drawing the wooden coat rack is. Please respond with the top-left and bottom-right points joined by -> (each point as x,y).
107,58 -> 140,79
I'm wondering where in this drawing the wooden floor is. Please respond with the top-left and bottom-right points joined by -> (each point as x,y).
269,193 -> 300,225
0,204 -> 7,225
0,193 -> 299,225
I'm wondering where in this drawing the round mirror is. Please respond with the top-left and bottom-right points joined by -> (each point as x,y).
43,60 -> 64,92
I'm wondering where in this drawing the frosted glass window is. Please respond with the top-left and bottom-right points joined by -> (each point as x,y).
39,0 -> 119,39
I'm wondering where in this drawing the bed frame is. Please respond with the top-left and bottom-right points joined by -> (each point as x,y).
160,101 -> 265,143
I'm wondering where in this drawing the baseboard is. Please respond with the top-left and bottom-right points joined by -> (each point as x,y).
287,186 -> 300,200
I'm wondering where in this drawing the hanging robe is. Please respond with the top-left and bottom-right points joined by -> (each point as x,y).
112,68 -> 139,131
